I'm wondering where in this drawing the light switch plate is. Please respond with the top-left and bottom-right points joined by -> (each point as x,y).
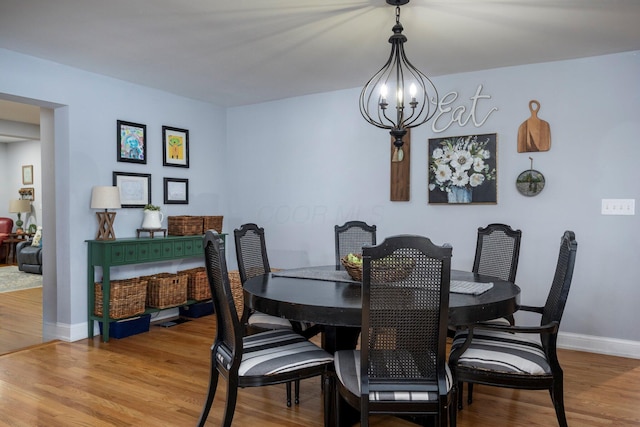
601,199 -> 635,215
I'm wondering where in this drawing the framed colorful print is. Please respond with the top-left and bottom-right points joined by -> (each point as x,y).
163,177 -> 188,204
113,171 -> 151,208
22,165 -> 33,185
117,120 -> 147,164
428,133 -> 497,204
162,126 -> 189,168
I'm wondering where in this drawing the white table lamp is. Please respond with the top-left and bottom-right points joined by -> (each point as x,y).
91,186 -> 121,240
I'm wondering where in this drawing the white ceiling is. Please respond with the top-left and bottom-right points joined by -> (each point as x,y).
1,0 -> 639,116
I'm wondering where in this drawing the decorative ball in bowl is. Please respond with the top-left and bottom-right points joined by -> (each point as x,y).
341,253 -> 363,281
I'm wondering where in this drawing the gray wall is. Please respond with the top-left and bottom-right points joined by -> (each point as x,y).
0,139 -> 42,227
0,48 -> 228,339
1,47 -> 638,358
226,51 -> 640,357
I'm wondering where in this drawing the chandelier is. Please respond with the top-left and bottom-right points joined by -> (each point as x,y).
359,0 -> 438,162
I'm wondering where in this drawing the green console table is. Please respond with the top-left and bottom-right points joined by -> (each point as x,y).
87,234 -> 225,342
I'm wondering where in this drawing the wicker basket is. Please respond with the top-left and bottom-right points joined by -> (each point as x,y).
94,277 -> 148,319
178,267 -> 211,301
341,254 -> 416,282
145,272 -> 188,308
168,215 -> 204,236
228,270 -> 244,320
341,254 -> 363,281
203,216 -> 224,233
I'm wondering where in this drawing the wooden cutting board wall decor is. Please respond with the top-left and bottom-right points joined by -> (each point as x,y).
517,100 -> 551,152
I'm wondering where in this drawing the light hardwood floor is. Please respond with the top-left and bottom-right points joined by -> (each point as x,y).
0,287 -> 42,354
0,294 -> 638,426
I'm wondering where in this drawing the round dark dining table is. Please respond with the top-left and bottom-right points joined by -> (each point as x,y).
243,265 -> 520,352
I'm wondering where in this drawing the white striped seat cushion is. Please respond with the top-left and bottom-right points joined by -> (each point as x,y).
334,350 -> 452,402
215,329 -> 333,376
452,328 -> 550,375
248,312 -> 293,330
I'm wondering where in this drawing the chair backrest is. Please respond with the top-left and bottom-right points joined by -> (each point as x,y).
361,235 -> 452,402
335,221 -> 377,267
234,223 -> 271,284
0,217 -> 13,235
541,231 -> 578,347
472,223 -> 522,283
204,230 -> 243,369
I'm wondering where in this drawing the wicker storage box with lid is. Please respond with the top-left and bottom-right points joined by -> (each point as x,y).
178,266 -> 211,301
168,215 -> 204,236
203,216 -> 224,233
94,277 -> 148,319
144,272 -> 188,308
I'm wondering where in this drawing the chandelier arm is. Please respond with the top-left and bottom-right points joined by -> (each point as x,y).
360,56 -> 397,128
400,49 -> 438,127
393,47 -> 405,127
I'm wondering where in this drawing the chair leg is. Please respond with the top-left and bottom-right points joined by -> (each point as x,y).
467,383 -> 474,404
457,381 -> 463,410
286,381 -> 292,407
295,379 -> 300,405
450,402 -> 457,427
323,372 -> 333,427
550,379 -> 568,427
438,403 -> 447,427
196,365 -> 219,427
222,378 -> 239,427
450,388 -> 457,427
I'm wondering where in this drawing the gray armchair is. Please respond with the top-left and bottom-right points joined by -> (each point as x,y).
17,239 -> 42,274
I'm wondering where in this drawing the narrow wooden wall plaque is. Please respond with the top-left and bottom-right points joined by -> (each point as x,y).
390,129 -> 410,201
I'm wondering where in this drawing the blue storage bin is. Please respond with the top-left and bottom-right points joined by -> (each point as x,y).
99,314 -> 151,339
179,300 -> 214,318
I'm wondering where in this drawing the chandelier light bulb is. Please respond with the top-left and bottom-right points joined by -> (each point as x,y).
380,84 -> 388,99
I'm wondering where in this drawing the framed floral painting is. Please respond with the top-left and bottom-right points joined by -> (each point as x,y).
428,133 -> 497,204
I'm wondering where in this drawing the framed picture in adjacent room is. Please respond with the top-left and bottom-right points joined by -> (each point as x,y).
117,120 -> 147,164
162,126 -> 189,168
164,177 -> 188,204
113,171 -> 151,208
428,133 -> 497,204
19,187 -> 34,201
22,165 -> 33,185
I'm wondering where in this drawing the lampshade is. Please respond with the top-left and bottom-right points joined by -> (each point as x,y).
91,186 -> 121,210
9,199 -> 31,214
360,0 -> 438,161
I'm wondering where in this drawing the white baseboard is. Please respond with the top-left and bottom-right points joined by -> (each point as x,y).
558,332 -> 640,359
45,308 -> 181,342
44,321 -> 640,359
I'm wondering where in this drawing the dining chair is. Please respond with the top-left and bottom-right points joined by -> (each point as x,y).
197,230 -> 334,427
334,235 -> 456,427
234,223 -> 292,332
472,223 -> 522,286
234,222 -> 319,406
449,231 -> 578,427
460,223 -> 523,403
334,221 -> 377,268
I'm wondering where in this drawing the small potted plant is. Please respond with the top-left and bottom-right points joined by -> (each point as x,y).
141,204 -> 164,229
